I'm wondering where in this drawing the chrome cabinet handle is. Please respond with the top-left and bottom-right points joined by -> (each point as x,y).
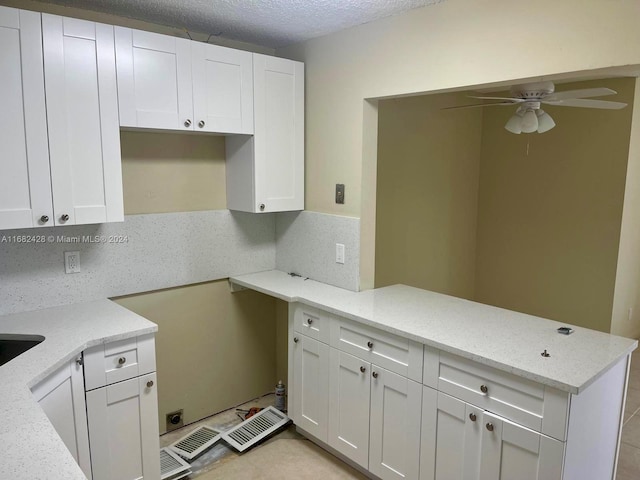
40,215 -> 49,223
372,371 -> 378,379
118,357 -> 126,365
198,120 -> 205,128
307,318 -> 313,325
147,380 -> 154,388
75,356 -> 83,366
480,384 -> 488,394
367,341 -> 374,349
259,204 -> 265,211
469,413 -> 477,422
360,366 -> 366,373
486,422 -> 494,432
60,214 -> 69,222
184,119 -> 192,127
293,337 -> 299,343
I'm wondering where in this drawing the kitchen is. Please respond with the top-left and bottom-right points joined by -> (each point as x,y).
1,0 -> 640,479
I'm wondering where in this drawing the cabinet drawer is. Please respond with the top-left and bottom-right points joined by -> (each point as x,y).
84,333 -> 156,390
330,316 -> 423,382
435,352 -> 569,441
293,304 -> 331,344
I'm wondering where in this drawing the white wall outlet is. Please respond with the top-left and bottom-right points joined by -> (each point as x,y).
336,243 -> 345,264
64,251 -> 81,274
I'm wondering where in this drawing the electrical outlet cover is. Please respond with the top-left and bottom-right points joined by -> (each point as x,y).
64,251 -> 81,274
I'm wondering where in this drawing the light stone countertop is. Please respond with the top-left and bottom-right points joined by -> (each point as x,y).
230,270 -> 638,395
0,300 -> 157,480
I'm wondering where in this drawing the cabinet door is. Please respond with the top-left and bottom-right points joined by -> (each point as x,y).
369,367 -> 422,480
253,54 -> 304,212
0,7 -> 53,230
421,389 -> 481,480
479,412 -> 564,480
192,42 -> 253,134
42,15 -> 123,226
292,334 -> 330,442
328,348 -> 371,469
86,373 -> 161,480
32,356 -> 92,479
115,27 -> 193,130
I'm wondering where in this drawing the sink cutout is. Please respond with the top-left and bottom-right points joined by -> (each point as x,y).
0,334 -> 45,366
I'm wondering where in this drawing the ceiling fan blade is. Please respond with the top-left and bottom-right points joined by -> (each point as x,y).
544,87 -> 616,101
542,98 -> 627,109
442,102 -> 517,110
468,95 -> 523,103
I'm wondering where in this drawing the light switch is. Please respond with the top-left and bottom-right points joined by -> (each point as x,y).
336,243 -> 345,264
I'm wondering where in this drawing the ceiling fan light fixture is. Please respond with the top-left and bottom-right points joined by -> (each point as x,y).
504,111 -> 524,134
521,109 -> 539,133
536,110 -> 556,133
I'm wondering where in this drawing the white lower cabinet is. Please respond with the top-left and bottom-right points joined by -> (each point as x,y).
421,388 -> 563,480
328,348 -> 371,469
369,366 -> 422,480
84,334 -> 160,480
289,303 -> 628,480
32,356 -> 92,479
86,373 -> 160,480
292,334 -> 330,441
326,347 -> 422,478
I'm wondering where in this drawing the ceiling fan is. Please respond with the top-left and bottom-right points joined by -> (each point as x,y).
447,81 -> 627,134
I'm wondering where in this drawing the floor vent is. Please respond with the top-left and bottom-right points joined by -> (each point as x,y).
168,425 -> 223,460
221,406 -> 290,452
160,448 -> 191,480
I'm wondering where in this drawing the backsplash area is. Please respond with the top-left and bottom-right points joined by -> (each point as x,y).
0,211 -> 275,315
0,210 -> 360,315
276,211 -> 360,291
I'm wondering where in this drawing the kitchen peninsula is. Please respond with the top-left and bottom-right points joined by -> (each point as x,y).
230,270 -> 637,480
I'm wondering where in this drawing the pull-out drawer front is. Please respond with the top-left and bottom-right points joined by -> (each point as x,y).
330,316 -> 423,382
84,333 -> 156,390
437,352 -> 568,440
292,303 -> 331,344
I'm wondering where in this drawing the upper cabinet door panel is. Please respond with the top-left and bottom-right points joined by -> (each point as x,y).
115,27 -> 193,130
43,15 -> 123,226
253,54 -> 304,212
192,42 -> 253,134
0,7 -> 53,230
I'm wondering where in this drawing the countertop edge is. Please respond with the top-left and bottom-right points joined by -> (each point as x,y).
230,272 -> 639,395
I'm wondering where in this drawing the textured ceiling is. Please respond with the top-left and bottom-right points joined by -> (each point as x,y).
40,0 -> 440,48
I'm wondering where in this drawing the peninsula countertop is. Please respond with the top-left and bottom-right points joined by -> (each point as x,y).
0,300 -> 157,480
230,270 -> 637,394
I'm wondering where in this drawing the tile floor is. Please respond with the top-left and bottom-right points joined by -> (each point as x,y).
160,394 -> 364,479
617,352 -> 640,480
162,355 -> 640,480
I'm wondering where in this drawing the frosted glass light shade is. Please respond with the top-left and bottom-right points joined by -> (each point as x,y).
536,110 -> 556,133
504,113 -> 523,134
521,109 -> 538,133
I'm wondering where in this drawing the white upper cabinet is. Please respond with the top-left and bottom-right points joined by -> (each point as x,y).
115,28 -> 193,131
0,7 -> 53,230
115,28 -> 253,135
226,54 -> 304,213
43,15 -> 123,226
192,42 -> 253,134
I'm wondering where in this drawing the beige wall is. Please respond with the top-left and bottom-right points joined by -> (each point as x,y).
612,80 -> 640,339
474,78 -> 634,332
375,93 -> 483,298
278,0 -> 640,289
121,131 -> 227,214
114,282 -> 277,434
